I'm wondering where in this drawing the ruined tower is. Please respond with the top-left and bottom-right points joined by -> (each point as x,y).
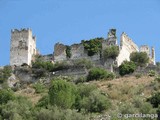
151,47 -> 156,65
107,29 -> 118,45
10,28 -> 36,66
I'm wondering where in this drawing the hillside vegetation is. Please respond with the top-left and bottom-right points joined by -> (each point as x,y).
0,50 -> 160,119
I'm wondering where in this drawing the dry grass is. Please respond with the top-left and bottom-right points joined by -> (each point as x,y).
15,87 -> 42,105
91,76 -> 155,103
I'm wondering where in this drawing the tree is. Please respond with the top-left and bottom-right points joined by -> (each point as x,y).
119,61 -> 136,76
87,67 -> 115,81
82,38 -> 104,56
66,46 -> 72,58
148,92 -> 160,108
75,84 -> 111,113
0,89 -> 15,104
48,80 -> 76,109
130,52 -> 149,67
103,46 -> 119,60
0,66 -> 12,83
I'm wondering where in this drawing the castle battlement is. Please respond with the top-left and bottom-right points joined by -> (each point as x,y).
11,28 -> 31,33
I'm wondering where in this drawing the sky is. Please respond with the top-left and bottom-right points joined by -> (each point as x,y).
0,0 -> 160,66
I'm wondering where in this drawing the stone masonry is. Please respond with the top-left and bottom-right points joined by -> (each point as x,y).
10,28 -> 36,66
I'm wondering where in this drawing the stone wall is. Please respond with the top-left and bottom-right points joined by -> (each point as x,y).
54,42 -> 101,62
140,45 -> 150,56
117,32 -> 139,66
54,43 -> 67,61
10,29 -> 36,66
70,43 -> 87,59
140,45 -> 155,65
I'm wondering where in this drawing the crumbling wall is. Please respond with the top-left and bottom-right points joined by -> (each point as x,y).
70,43 -> 87,59
54,42 -> 101,62
140,45 -> 150,56
54,43 -> 67,61
117,32 -> 139,66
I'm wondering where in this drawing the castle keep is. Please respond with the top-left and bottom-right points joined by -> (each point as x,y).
10,29 -> 37,66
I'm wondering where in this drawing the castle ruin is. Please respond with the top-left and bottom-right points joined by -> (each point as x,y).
53,29 -> 156,68
9,28 -> 155,68
10,28 -> 37,66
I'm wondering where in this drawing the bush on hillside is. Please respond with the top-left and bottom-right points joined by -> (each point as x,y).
130,52 -> 149,67
119,61 -> 136,76
147,92 -> 160,108
75,84 -> 111,113
148,70 -> 156,77
66,45 -> 72,58
32,82 -> 46,93
36,95 -> 49,108
87,67 -> 115,81
0,66 -> 12,83
32,61 -> 54,72
103,46 -> 119,60
0,89 -> 15,104
48,80 -> 76,109
35,106 -> 89,120
73,58 -> 93,69
82,37 -> 103,56
0,96 -> 33,120
52,61 -> 70,71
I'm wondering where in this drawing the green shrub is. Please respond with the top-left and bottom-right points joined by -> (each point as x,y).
132,97 -> 143,108
75,84 -> 111,113
119,103 -> 137,114
0,89 -> 15,104
35,106 -> 89,120
84,91 -> 111,113
66,45 -> 72,58
48,80 -> 76,109
0,96 -> 33,120
52,61 -> 70,71
32,68 -> 47,78
0,66 -> 12,83
155,76 -> 160,82
135,73 -> 142,79
73,58 -> 93,69
148,92 -> 160,108
32,83 -> 46,93
139,102 -> 153,114
148,70 -> 156,77
130,52 -> 149,67
36,95 -> 49,108
75,76 -> 86,84
103,46 -> 119,60
82,38 -> 103,56
87,67 -> 115,81
32,61 -> 54,72
119,61 -> 136,76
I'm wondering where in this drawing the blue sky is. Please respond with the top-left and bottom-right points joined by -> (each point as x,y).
0,0 -> 160,66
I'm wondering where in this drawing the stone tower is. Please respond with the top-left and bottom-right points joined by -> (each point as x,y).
10,28 -> 36,66
151,47 -> 155,65
107,29 -> 118,45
